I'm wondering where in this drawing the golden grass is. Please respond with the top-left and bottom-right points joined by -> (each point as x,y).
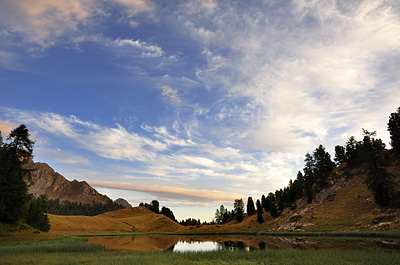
303,174 -> 400,232
48,207 -> 185,235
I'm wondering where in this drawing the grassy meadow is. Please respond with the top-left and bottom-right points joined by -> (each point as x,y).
1,237 -> 400,265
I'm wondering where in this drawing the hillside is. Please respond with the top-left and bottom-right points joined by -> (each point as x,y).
193,152 -> 400,233
48,206 -> 184,234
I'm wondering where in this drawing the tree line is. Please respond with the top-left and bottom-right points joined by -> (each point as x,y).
213,106 -> 400,224
47,198 -> 125,216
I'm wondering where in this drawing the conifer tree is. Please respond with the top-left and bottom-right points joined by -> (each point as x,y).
334,145 -> 346,165
256,199 -> 263,223
0,125 -> 34,222
26,195 -> 50,232
246,196 -> 256,216
388,106 -> 400,154
269,201 -> 279,218
234,199 -> 244,222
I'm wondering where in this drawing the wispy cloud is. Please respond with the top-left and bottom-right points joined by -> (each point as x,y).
2,107 -> 296,200
0,0 -> 155,50
114,38 -> 163,58
89,180 -> 242,202
159,86 -> 183,105
0,119 -> 17,135
35,148 -> 90,167
173,0 -> 400,153
1,1 -> 399,220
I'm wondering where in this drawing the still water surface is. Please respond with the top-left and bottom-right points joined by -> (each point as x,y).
173,240 -> 251,252
87,234 -> 400,252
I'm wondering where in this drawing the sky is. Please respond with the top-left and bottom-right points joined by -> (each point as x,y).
0,0 -> 400,222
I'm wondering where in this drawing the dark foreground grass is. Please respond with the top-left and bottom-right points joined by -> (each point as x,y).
1,249 -> 400,265
1,238 -> 400,265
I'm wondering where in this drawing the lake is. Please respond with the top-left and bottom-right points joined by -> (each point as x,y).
87,234 -> 400,252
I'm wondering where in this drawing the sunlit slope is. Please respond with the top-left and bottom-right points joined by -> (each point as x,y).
194,161 -> 400,233
49,207 -> 185,234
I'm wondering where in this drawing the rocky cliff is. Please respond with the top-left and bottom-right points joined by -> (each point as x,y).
28,162 -> 111,205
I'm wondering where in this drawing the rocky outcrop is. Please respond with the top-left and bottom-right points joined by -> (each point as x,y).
28,162 -> 110,205
114,198 -> 132,208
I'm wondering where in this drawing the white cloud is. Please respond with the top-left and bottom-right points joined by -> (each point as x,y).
173,0 -> 400,154
0,0 -> 155,50
89,180 -> 242,202
35,148 -> 90,167
2,1 -> 400,219
159,86 -> 183,105
2,107 -> 300,198
114,38 -> 163,58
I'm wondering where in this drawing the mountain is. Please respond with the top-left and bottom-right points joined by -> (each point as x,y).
27,161 -> 116,205
114,198 -> 132,208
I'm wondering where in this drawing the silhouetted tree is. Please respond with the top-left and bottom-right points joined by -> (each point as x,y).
360,129 -> 385,164
180,218 -> 201,226
0,125 -> 34,222
233,198 -> 244,222
270,201 -> 279,217
215,205 -> 228,224
313,145 -> 336,186
161,206 -> 177,222
7,124 -> 34,157
360,129 -> 392,207
334,145 -> 346,165
388,106 -> 400,154
256,199 -> 263,223
246,196 -> 256,216
346,136 -> 361,168
150,200 -> 160,214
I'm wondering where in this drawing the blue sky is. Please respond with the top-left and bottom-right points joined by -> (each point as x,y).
1,0 -> 400,222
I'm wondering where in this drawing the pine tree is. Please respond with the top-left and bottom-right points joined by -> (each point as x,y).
388,106 -> 400,154
270,201 -> 279,218
0,125 -> 35,222
334,145 -> 346,165
256,199 -> 263,223
26,195 -> 50,232
150,200 -> 160,214
246,196 -> 256,216
233,199 -> 244,222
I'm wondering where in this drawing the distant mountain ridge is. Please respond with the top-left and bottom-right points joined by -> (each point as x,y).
27,160 -> 131,208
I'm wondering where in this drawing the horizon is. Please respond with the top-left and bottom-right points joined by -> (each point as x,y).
1,0 -> 400,222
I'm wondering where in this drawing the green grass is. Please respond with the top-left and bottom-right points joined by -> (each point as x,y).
1,248 -> 400,265
258,231 -> 400,239
1,237 -> 400,265
0,238 -> 103,254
